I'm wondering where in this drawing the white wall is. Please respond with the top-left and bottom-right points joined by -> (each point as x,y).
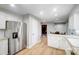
0,10 -> 22,37
47,23 -> 68,34
30,16 -> 41,47
23,15 -> 41,48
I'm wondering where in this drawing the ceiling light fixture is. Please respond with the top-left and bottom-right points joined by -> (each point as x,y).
56,18 -> 59,20
40,11 -> 44,15
54,13 -> 58,16
10,4 -> 15,7
53,8 -> 57,12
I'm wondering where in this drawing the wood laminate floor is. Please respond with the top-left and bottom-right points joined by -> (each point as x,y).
16,36 -> 65,55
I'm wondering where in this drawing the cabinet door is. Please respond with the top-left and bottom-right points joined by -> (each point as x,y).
2,40 -> 8,55
59,37 -> 71,50
74,14 -> 79,30
0,41 -> 3,55
0,13 -> 6,29
0,40 -> 8,55
48,36 -> 59,48
53,37 -> 59,48
0,20 -> 5,29
59,37 -> 65,49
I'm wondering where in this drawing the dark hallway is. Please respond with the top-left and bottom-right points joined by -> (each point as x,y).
42,25 -> 47,36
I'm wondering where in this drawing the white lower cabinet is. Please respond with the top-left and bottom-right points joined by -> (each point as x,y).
48,36 -> 59,48
48,34 -> 72,50
0,39 -> 8,55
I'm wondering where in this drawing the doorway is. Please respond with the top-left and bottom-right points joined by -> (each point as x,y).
41,25 -> 47,36
22,23 -> 27,49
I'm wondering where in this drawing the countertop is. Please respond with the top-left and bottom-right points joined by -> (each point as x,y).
0,37 -> 8,41
49,34 -> 79,39
48,34 -> 79,48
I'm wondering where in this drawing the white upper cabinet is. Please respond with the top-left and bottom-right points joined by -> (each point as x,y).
0,11 -> 22,29
68,13 -> 79,35
69,13 -> 79,30
0,12 -> 6,29
74,14 -> 79,30
69,15 -> 75,29
0,20 -> 5,29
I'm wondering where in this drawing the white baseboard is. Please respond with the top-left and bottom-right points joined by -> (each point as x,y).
27,39 -> 41,48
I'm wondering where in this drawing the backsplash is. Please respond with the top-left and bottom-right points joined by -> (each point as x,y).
68,29 -> 76,35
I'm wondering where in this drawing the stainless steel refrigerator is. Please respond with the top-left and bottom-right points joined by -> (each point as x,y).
5,21 -> 27,55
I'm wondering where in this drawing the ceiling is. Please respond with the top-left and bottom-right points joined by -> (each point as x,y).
0,4 -> 76,23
